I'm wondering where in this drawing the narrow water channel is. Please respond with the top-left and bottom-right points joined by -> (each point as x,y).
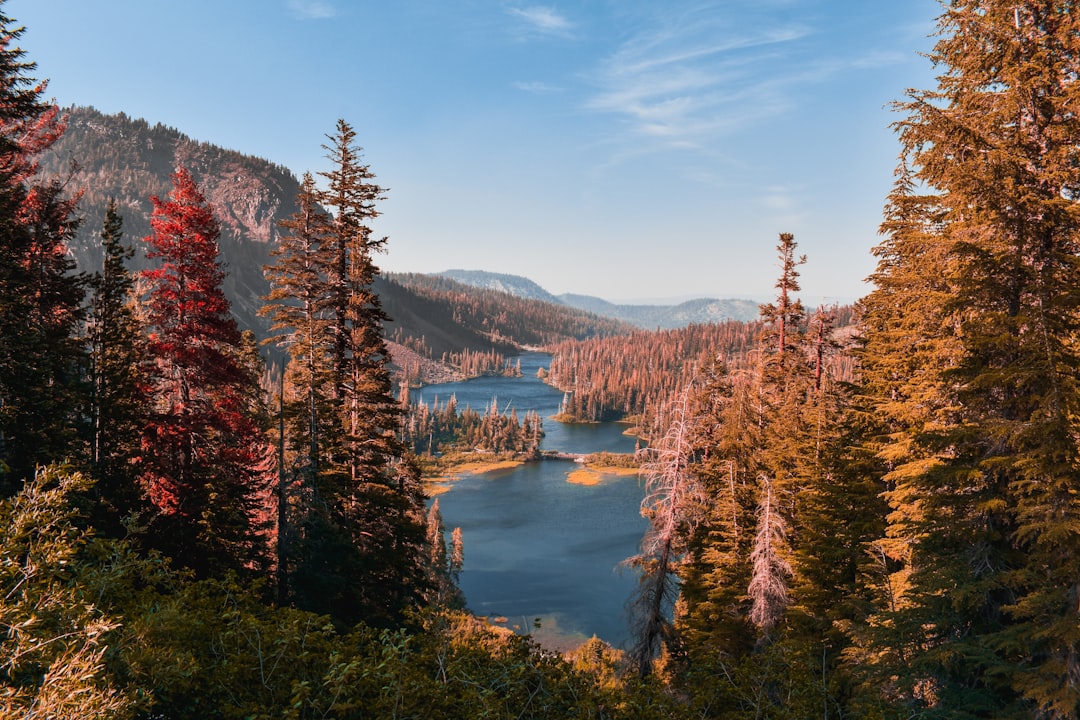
417,352 -> 647,649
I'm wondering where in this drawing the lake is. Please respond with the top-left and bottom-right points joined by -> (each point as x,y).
418,352 -> 647,649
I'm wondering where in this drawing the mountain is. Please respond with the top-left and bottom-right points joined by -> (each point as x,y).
40,105 -> 301,342
434,270 -> 762,329
376,276 -> 518,359
559,294 -> 760,329
437,269 -> 560,303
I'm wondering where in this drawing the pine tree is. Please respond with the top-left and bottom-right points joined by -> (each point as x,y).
262,122 -> 431,626
261,172 -> 338,605
317,119 -> 386,412
139,167 -> 270,578
859,2 -> 1080,716
85,199 -> 145,532
0,10 -> 86,492
747,475 -> 791,636
758,232 -> 806,364
425,498 -> 464,608
261,172 -> 335,478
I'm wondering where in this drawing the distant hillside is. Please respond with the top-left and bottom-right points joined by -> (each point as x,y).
438,269 -> 560,304
432,269 -> 762,328
376,276 -> 519,359
557,294 -> 761,328
388,273 -> 633,347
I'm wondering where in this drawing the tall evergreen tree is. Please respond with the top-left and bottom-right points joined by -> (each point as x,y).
262,122 -> 431,626
0,9 -> 86,493
262,172 -> 335,480
261,171 -> 338,607
85,199 -> 145,532
139,167 -> 270,578
320,121 -> 429,626
858,2 -> 1080,716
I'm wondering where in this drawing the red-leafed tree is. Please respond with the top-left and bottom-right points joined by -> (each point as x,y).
139,167 -> 270,577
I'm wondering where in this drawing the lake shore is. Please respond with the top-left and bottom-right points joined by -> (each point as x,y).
423,450 -> 641,494
424,457 -> 526,495
566,464 -> 640,486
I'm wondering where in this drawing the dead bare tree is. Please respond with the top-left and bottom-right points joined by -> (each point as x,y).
747,473 -> 791,640
625,383 -> 705,678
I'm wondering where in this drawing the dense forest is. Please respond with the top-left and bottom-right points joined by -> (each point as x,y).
4,1 -> 1080,719
543,305 -> 856,424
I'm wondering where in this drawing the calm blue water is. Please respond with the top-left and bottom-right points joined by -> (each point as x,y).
422,352 -> 646,648
414,351 -> 638,455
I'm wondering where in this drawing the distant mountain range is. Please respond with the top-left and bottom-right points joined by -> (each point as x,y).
438,269 -> 560,304
439,269 -> 761,328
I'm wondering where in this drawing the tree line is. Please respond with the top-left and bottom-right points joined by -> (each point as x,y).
400,391 -> 544,459
545,310 -> 856,426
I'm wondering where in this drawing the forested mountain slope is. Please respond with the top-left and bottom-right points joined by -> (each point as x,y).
39,105 -> 300,340
388,272 -> 633,347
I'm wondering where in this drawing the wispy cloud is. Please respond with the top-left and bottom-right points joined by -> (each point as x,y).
585,12 -> 810,150
582,2 -> 915,163
287,0 -> 336,20
507,5 -> 574,38
513,80 -> 564,94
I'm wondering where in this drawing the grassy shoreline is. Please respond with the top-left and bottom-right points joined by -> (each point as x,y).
566,464 -> 640,486
423,455 -> 526,495
422,450 -> 640,494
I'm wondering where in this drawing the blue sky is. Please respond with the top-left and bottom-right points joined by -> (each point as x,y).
12,0 -> 939,303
